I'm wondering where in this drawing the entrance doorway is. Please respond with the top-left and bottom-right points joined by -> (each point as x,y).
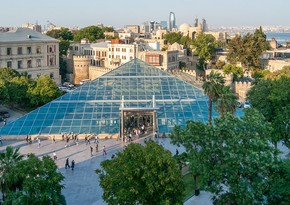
120,109 -> 157,141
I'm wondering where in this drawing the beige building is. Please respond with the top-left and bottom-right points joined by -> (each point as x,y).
137,50 -> 179,71
0,28 -> 60,84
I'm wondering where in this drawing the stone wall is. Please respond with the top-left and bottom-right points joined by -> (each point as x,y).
73,56 -> 90,84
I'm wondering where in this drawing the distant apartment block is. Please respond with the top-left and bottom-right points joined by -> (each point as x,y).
0,28 -> 60,84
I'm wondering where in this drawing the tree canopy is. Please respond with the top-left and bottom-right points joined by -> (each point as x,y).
73,26 -> 105,42
192,33 -> 217,70
0,148 -> 65,205
164,32 -> 183,45
46,27 -> 74,41
247,68 -> 290,147
0,68 -> 62,109
97,141 -> 184,205
170,109 -> 280,205
226,27 -> 269,68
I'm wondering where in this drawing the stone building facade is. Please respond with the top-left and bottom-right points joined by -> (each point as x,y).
0,28 -> 60,84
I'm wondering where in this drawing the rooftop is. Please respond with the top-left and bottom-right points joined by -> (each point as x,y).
0,27 -> 58,43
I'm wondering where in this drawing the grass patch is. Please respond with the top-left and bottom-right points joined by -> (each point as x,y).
182,173 -> 195,201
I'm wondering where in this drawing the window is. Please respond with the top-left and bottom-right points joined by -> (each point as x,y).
18,47 -> 22,55
116,48 -> 120,52
116,55 -> 120,59
7,61 -> 12,68
122,56 -> 126,60
49,47 -> 53,53
75,46 -> 78,51
7,48 -> 12,55
27,47 -> 32,54
28,74 -> 32,79
50,72 -> 54,79
36,47 -> 41,54
27,60 -> 32,68
122,48 -> 126,52
50,57 -> 54,66
36,59 -> 41,67
18,60 -> 22,69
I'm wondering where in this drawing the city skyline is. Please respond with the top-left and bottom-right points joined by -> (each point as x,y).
1,0 -> 290,29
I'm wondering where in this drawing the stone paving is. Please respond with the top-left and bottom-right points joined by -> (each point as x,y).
1,136 -> 212,205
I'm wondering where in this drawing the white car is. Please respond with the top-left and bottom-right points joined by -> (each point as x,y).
63,82 -> 74,88
243,101 -> 251,108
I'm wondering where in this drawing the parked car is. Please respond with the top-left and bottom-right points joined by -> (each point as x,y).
243,101 -> 251,108
0,111 -> 10,118
63,82 -> 74,88
80,79 -> 91,85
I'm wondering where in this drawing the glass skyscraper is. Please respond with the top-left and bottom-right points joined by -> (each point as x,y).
169,12 -> 176,31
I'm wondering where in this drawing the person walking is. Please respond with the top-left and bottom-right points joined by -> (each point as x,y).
52,135 -> 56,144
103,145 -> 107,156
37,137 -> 41,148
96,143 -> 98,152
65,158 -> 70,169
53,152 -> 57,161
90,146 -> 93,156
0,136 -> 3,145
71,160 -> 75,171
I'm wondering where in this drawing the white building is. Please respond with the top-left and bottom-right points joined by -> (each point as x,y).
0,28 -> 60,84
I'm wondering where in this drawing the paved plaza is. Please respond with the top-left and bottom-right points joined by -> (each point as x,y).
0,136 -> 213,205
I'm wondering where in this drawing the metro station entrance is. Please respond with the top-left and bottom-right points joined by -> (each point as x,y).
120,108 -> 157,141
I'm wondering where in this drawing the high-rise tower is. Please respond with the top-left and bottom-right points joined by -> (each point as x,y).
193,17 -> 198,27
168,12 -> 176,31
202,18 -> 208,32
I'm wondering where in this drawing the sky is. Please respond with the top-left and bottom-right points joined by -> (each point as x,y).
1,0 -> 290,29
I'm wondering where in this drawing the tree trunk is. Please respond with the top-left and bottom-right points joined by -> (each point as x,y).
194,175 -> 200,196
208,98 -> 212,124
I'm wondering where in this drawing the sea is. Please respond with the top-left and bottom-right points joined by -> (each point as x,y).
265,32 -> 290,45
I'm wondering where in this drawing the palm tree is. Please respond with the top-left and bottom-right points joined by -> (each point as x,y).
214,86 -> 239,118
202,71 -> 225,124
0,146 -> 24,201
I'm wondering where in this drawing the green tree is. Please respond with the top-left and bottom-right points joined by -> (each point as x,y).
212,60 -> 225,70
192,33 -> 217,70
0,146 -> 24,201
247,73 -> 290,147
97,141 -> 184,205
46,27 -> 73,41
170,109 -> 279,205
164,32 -> 183,45
28,75 -> 62,107
3,154 -> 65,205
8,75 -> 34,107
222,64 -> 243,81
214,85 -> 238,118
101,26 -> 114,32
0,67 -> 20,83
227,27 -> 269,69
202,71 -> 225,124
0,79 -> 9,104
267,159 -> 290,205
73,26 -> 104,42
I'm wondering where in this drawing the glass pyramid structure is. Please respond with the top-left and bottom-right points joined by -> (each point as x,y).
0,59 -> 220,136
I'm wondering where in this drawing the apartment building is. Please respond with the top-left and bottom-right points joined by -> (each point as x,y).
0,28 -> 60,84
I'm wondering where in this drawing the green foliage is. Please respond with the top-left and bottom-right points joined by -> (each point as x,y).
264,66 -> 290,80
267,159 -> 290,205
0,146 -> 24,201
212,60 -> 225,70
73,26 -> 105,42
202,71 -> 225,124
0,79 -> 9,104
46,27 -> 73,41
28,75 -> 62,107
97,141 -> 184,205
227,27 -> 269,68
101,26 -> 114,32
0,67 -> 20,83
164,32 -> 183,45
214,85 -> 238,117
170,110 -> 279,205
192,33 -> 217,70
179,61 -> 186,69
2,153 -> 65,205
59,40 -> 70,56
222,64 -> 243,81
247,75 -> 290,147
